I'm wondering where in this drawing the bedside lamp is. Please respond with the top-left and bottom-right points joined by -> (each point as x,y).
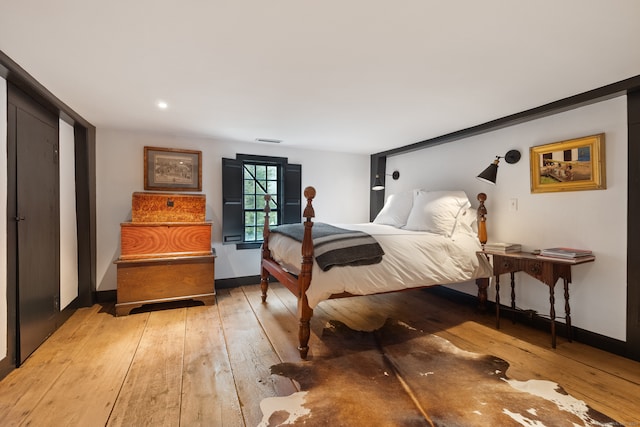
476,150 -> 521,185
372,171 -> 400,191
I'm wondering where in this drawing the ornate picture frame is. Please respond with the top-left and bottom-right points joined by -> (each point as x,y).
144,146 -> 202,191
530,134 -> 606,194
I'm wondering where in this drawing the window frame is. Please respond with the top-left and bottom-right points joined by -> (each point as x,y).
222,154 -> 300,250
238,154 -> 286,248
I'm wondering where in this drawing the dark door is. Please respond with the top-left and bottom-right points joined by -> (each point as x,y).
8,84 -> 60,364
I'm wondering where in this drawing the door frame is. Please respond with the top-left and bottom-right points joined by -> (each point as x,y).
0,51 -> 96,375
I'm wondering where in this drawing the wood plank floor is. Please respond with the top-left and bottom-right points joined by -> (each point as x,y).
0,282 -> 639,426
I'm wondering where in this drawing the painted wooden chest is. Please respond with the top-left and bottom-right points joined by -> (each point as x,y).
119,222 -> 212,260
131,192 -> 206,223
115,253 -> 216,316
115,191 -> 215,315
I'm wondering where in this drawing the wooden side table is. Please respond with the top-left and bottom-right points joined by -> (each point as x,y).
481,250 -> 595,348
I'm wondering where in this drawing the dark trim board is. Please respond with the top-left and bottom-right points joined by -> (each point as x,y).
0,50 -> 93,129
1,50 -> 96,375
371,74 -> 640,361
375,74 -> 640,159
426,286 -> 630,359
627,90 -> 640,359
369,155 -> 386,222
371,75 -> 640,215
95,290 -> 117,303
95,275 -> 263,303
0,355 -> 12,380
216,275 -> 262,289
97,273 -> 632,360
0,49 -> 96,307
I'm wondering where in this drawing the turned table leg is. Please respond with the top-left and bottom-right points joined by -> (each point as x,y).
549,284 -> 557,349
510,272 -> 516,324
564,278 -> 572,342
495,275 -> 501,329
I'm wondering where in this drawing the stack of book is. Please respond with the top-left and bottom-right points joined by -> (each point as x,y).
537,247 -> 595,262
483,242 -> 521,253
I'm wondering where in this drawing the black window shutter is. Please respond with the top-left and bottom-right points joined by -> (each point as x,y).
283,163 -> 302,224
222,157 -> 244,244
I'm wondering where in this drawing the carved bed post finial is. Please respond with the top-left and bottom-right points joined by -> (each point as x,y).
477,192 -> 488,249
260,194 -> 272,303
303,186 -> 316,221
298,186 -> 316,358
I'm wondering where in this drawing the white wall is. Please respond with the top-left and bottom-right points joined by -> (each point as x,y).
95,129 -> 370,291
0,78 -> 8,360
385,96 -> 627,340
59,119 -> 78,309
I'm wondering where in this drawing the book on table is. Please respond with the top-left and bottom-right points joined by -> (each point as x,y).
483,242 -> 521,253
536,254 -> 596,263
539,247 -> 593,259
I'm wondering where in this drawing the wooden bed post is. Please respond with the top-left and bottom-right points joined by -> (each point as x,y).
476,192 -> 489,311
477,192 -> 488,249
298,187 -> 316,359
260,194 -> 272,303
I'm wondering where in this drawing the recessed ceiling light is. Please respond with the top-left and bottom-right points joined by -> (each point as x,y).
157,101 -> 168,109
255,138 -> 282,144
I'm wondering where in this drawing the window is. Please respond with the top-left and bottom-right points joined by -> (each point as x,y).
242,162 -> 279,243
222,154 -> 301,249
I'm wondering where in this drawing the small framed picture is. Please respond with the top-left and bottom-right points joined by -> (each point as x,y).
144,146 -> 202,191
530,133 -> 606,193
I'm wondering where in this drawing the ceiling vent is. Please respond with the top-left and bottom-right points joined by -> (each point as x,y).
255,138 -> 282,144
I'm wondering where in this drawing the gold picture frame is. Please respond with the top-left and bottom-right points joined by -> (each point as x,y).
144,146 -> 202,191
530,133 -> 605,194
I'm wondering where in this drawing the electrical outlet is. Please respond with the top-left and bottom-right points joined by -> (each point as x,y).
509,198 -> 518,211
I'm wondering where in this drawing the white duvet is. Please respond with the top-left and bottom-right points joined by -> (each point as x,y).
266,223 -> 493,308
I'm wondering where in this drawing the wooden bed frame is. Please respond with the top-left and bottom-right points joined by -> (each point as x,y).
260,187 -> 490,359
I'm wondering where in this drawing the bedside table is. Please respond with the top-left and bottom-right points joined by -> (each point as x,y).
481,250 -> 595,348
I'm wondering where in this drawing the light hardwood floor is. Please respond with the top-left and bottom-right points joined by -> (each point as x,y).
0,283 -> 638,426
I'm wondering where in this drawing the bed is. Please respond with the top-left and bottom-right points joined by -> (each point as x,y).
260,187 -> 493,358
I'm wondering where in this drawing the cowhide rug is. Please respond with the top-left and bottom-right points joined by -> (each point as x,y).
259,319 -> 619,427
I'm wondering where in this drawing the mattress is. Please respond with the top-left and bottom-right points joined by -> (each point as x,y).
266,223 -> 493,308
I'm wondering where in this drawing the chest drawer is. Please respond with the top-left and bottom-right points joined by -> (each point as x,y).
120,222 -> 212,259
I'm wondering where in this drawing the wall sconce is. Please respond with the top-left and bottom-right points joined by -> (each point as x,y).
372,171 -> 400,191
476,150 -> 521,185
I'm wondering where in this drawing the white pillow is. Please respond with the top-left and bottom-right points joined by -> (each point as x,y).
403,190 -> 471,236
456,207 -> 478,234
373,190 -> 414,228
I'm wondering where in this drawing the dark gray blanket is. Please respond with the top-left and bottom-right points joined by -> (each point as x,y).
270,223 -> 384,271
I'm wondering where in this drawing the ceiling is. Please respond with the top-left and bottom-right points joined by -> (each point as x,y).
1,1 -> 639,155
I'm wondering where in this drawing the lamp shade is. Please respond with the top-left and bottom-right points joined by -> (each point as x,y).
476,150 -> 520,185
372,174 -> 384,191
476,162 -> 499,185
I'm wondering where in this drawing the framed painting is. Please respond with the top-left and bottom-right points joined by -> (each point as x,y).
144,146 -> 202,191
530,133 -> 606,194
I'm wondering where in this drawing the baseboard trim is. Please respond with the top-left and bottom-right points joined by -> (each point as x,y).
216,275 -> 262,289
0,355 -> 14,380
95,289 -> 117,303
95,279 -> 634,360
425,286 -> 635,361
94,275 -> 260,302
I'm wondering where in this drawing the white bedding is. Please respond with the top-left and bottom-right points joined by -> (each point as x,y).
266,223 -> 493,308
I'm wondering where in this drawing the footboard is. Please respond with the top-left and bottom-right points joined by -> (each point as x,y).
261,186 -> 316,358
